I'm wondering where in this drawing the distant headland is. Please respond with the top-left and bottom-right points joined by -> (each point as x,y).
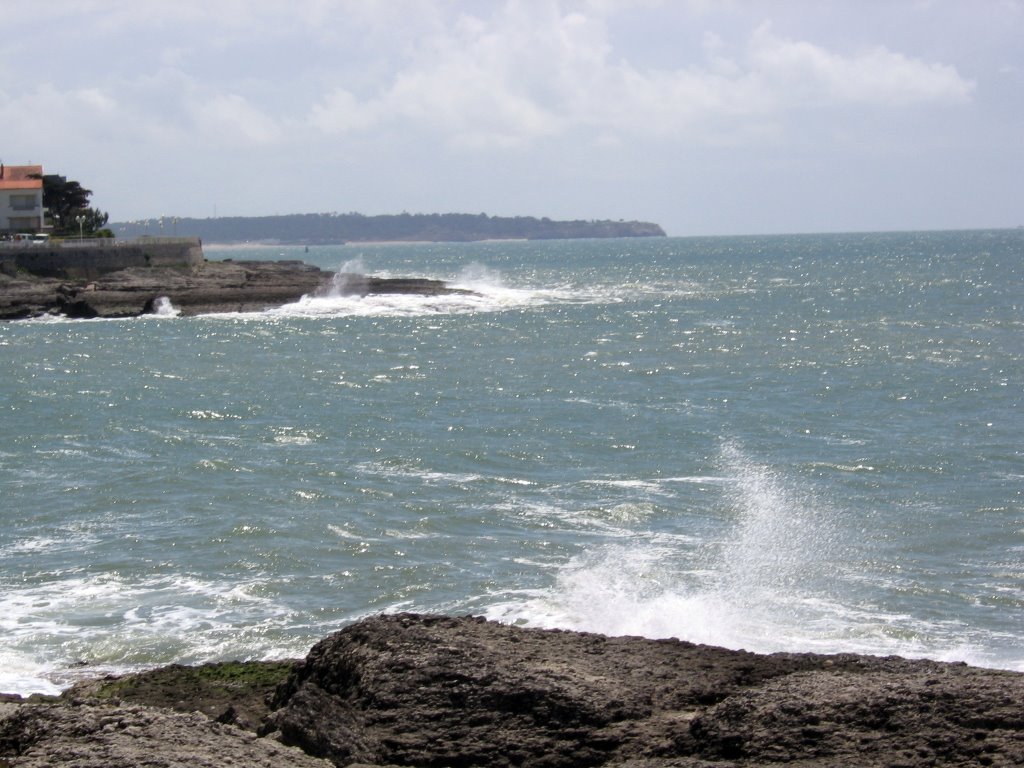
112,212 -> 667,245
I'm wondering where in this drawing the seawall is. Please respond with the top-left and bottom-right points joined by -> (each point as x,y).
0,237 -> 204,280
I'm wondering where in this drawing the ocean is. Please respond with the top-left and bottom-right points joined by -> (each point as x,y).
1,230 -> 1021,696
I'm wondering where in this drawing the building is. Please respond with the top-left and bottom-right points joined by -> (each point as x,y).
0,164 -> 45,235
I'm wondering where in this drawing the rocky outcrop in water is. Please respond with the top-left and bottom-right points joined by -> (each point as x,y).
0,261 -> 471,319
2,614 -> 1022,767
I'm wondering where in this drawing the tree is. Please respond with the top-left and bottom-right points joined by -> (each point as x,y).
81,208 -> 111,237
32,174 -> 110,236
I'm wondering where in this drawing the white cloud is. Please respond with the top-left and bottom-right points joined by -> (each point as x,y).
748,22 -> 975,107
189,93 -> 284,146
303,4 -> 974,148
307,6 -> 572,148
3,1 -> 977,155
0,84 -> 120,145
2,68 -> 285,158
309,88 -> 381,134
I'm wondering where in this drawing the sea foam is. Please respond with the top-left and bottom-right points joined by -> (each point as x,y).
484,442 -> 1014,668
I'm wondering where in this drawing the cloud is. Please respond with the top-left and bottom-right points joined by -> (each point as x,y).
188,93 -> 284,146
310,89 -> 381,135
748,22 -> 976,107
304,4 -> 975,147
308,5 -> 573,148
2,2 -> 977,156
2,72 -> 284,158
0,84 -> 120,145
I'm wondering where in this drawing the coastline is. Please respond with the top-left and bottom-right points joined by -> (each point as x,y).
3,230 -> 1021,765
0,259 -> 470,320
3,614 -> 1022,767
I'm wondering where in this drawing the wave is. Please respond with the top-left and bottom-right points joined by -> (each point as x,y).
195,256 -> 650,320
0,571 -> 309,696
483,441 -> 1024,672
267,289 -> 533,319
148,296 -> 180,317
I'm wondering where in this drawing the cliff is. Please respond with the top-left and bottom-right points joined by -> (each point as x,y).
2,614 -> 1021,767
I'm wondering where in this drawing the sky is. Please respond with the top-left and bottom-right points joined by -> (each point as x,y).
2,1 -> 1022,236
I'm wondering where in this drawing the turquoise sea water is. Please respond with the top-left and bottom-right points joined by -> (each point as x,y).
1,230 -> 1021,695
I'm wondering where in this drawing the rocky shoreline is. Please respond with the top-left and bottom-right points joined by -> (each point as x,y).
0,260 -> 471,320
2,614 -> 1021,766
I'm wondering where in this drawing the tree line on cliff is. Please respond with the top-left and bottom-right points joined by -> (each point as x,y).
112,212 -> 666,244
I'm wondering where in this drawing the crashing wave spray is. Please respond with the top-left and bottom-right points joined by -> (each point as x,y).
491,441 -> 855,653
498,441 -> 1012,666
149,296 -> 180,317
455,262 -> 504,290
705,441 -> 847,647
714,442 -> 842,601
328,257 -> 368,296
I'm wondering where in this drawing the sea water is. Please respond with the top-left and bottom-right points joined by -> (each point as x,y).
1,230 -> 1021,695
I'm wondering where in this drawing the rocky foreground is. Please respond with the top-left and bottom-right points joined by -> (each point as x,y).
0,260 -> 470,319
2,614 -> 1022,767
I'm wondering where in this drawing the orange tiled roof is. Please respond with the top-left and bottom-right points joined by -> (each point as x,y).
0,164 -> 43,190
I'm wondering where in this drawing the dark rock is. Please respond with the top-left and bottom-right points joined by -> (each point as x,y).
265,614 -> 1024,768
0,701 -> 332,768
0,273 -> 66,319
328,273 -> 474,297
62,660 -> 296,733
690,666 -> 1024,765
3,614 -> 1022,767
0,261 -> 472,320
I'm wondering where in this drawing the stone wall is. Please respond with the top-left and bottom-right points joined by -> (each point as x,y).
0,237 -> 204,280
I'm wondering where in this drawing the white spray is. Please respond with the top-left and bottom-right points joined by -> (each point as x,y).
329,257 -> 368,296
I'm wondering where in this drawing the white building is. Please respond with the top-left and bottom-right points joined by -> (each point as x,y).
0,164 -> 45,234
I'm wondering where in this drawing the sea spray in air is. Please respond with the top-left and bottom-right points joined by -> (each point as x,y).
711,443 -> 843,615
703,442 -> 851,649
149,296 -> 180,317
454,262 -> 505,290
493,440 -> 1012,665
489,442 -> 879,655
328,257 -> 370,296
260,255 -> 555,319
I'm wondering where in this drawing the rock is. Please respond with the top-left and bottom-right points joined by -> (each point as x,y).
690,666 -> 1024,765
62,660 -> 296,733
329,273 -> 474,297
0,701 -> 332,768
0,273 -> 65,319
3,614 -> 1022,767
0,261 -> 473,320
265,613 -> 1024,767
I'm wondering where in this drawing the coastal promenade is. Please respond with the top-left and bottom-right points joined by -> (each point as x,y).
0,236 -> 205,281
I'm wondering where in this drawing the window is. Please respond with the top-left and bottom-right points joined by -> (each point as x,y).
9,194 -> 39,211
